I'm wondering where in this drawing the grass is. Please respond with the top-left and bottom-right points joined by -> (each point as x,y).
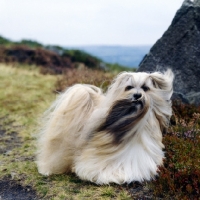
0,63 -> 199,199
0,64 -> 132,199
55,67 -> 115,92
0,64 -> 57,135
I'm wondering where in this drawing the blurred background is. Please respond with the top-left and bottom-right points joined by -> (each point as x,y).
0,0 -> 183,68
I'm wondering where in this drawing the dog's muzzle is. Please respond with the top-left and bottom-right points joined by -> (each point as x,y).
131,93 -> 143,102
131,93 -> 145,111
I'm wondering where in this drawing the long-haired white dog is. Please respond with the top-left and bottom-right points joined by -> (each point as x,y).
36,69 -> 174,185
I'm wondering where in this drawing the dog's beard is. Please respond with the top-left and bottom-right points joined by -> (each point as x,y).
96,97 -> 149,144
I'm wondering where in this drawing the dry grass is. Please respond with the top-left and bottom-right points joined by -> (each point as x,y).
55,67 -> 116,92
0,64 -> 132,199
1,64 -> 198,199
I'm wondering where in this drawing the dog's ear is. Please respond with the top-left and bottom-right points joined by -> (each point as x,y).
150,69 -> 174,91
150,69 -> 174,100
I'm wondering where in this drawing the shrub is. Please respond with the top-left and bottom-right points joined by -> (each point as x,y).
19,39 -> 43,48
55,68 -> 115,92
0,36 -> 12,46
152,101 -> 200,199
0,46 -> 73,74
63,49 -> 102,69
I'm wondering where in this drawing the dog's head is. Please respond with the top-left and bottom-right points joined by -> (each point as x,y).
99,69 -> 174,143
107,69 -> 173,102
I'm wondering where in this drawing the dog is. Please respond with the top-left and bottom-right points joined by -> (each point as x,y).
36,69 -> 174,185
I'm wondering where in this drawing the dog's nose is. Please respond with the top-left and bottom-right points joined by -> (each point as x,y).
133,93 -> 142,100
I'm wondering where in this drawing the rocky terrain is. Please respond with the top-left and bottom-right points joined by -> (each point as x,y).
138,0 -> 200,105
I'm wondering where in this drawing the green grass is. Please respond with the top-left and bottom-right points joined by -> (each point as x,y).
0,64 -> 132,199
0,64 -> 57,135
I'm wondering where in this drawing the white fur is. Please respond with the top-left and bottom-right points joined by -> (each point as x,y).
36,69 -> 174,184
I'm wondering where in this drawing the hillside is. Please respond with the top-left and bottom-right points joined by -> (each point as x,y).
0,36 -> 132,73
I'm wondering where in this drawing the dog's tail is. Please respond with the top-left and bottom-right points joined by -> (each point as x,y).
44,84 -> 103,139
36,84 -> 103,175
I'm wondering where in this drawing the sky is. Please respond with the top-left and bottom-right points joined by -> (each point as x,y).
0,0 -> 184,46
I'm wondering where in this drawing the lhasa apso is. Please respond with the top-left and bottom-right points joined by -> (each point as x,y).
36,69 -> 174,184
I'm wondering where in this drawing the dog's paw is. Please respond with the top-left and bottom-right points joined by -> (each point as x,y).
37,164 -> 52,176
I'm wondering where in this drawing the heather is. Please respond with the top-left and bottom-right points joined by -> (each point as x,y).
152,102 -> 200,199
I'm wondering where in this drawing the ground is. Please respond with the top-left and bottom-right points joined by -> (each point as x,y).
0,64 -> 156,200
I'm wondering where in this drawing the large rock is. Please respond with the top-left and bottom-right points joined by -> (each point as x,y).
137,0 -> 200,105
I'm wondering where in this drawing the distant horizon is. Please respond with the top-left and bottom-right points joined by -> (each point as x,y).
65,44 -> 152,47
2,34 -> 154,47
67,45 -> 151,68
2,34 -> 153,47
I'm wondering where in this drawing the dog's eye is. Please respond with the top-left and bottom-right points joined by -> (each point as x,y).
125,86 -> 134,91
142,85 -> 150,92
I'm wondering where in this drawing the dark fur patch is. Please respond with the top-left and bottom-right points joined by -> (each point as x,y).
99,99 -> 137,128
96,99 -> 147,144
